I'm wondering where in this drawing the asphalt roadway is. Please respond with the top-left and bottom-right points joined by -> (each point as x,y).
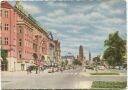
1,67 -> 127,89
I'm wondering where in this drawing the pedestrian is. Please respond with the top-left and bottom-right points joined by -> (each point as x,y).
29,66 -> 32,74
60,67 -> 63,72
27,67 -> 29,75
35,66 -> 38,74
27,66 -> 31,74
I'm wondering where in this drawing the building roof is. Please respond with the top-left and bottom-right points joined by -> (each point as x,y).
54,40 -> 60,47
62,56 -> 75,59
1,1 -> 13,9
2,1 -> 51,38
14,5 -> 50,37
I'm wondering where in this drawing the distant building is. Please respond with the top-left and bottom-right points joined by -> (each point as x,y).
89,51 -> 92,65
89,51 -> 91,61
78,45 -> 85,64
54,40 -> 61,65
61,56 -> 75,65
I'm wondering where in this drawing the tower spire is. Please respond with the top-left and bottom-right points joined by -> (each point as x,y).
89,51 -> 91,61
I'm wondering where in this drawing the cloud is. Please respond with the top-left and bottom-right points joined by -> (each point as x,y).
21,2 -> 42,14
47,9 -> 66,18
26,0 -> 126,58
47,2 -> 67,8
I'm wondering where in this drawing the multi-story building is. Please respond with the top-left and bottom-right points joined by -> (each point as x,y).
1,1 -> 17,71
0,1 -> 60,71
62,56 -> 75,65
54,40 -> 61,65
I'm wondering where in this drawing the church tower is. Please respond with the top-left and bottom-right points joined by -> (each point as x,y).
78,45 -> 85,65
89,51 -> 91,61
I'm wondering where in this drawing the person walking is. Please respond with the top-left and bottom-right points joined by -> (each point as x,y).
26,64 -> 31,75
35,66 -> 38,74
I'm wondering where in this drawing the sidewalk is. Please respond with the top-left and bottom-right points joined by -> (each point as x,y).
1,69 -> 62,77
76,81 -> 92,89
1,71 -> 27,76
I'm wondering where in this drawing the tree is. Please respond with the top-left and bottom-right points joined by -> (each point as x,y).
1,50 -> 8,60
93,55 -> 101,71
1,50 -> 8,71
65,60 -> 68,66
61,61 -> 64,67
73,59 -> 82,66
103,31 -> 126,68
93,55 -> 100,63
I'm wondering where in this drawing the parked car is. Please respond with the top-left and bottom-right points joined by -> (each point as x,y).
86,66 -> 94,70
54,68 -> 58,72
65,67 -> 69,70
98,66 -> 105,70
115,66 -> 119,69
48,69 -> 52,73
48,67 -> 54,73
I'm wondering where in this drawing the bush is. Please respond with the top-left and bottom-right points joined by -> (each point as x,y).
90,73 -> 119,75
1,50 -> 8,60
92,81 -> 127,89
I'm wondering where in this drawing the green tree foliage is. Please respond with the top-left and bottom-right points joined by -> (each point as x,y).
93,56 -> 100,66
1,50 -> 8,60
93,56 -> 100,63
1,50 -> 8,64
93,56 -> 101,71
103,31 -> 126,67
65,60 -> 68,66
73,59 -> 82,66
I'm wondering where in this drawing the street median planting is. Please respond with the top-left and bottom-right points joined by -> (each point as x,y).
91,81 -> 127,89
90,72 -> 119,75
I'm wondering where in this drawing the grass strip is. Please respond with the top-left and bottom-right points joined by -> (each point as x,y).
90,73 -> 119,75
91,81 -> 127,89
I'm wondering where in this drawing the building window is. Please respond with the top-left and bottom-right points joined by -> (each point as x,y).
19,51 -> 22,59
42,47 -> 45,52
19,39 -> 22,46
33,44 -> 37,52
19,26 -> 22,33
0,23 -> 2,30
20,29 -> 22,33
5,37 -> 8,45
0,10 -> 2,17
5,11 -> 8,18
5,24 -> 9,30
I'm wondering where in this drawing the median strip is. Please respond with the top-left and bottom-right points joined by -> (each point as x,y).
90,73 -> 119,75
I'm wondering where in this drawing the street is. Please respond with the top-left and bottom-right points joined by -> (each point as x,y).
1,67 -> 127,89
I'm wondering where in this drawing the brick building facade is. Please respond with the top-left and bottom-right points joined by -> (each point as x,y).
0,1 -> 61,71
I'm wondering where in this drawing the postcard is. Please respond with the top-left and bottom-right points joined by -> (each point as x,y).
0,0 -> 127,89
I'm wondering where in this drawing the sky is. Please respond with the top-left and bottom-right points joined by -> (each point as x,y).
10,0 -> 126,59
